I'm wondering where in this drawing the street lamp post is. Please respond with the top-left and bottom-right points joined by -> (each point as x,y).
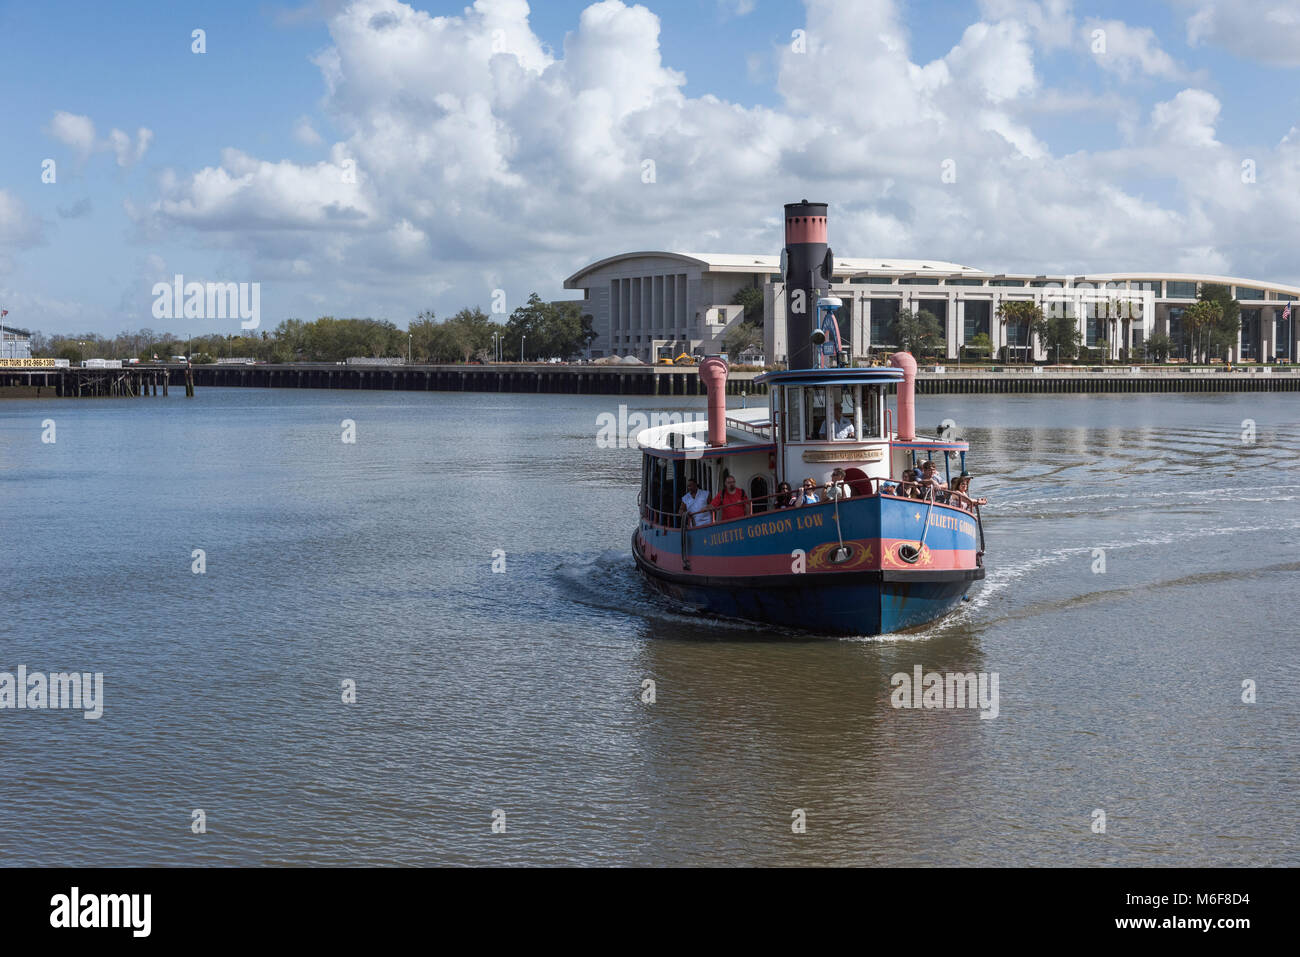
521,335 -> 526,363
408,334 -> 412,364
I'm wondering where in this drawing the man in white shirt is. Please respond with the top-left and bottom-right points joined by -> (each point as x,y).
820,406 -> 855,440
824,468 -> 853,501
679,478 -> 712,526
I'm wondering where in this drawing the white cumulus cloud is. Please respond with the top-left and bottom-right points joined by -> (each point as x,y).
122,0 -> 1300,323
47,112 -> 152,167
1084,18 -> 1188,80
1181,0 -> 1300,67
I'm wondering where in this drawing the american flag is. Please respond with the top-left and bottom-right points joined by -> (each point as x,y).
1285,302 -> 1292,321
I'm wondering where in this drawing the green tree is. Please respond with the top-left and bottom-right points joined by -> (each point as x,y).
722,321 -> 763,358
1197,283 -> 1241,361
1146,332 -> 1172,362
894,308 -> 943,356
407,311 -> 441,362
503,294 -> 590,361
1181,300 -> 1221,363
444,307 -> 496,363
1042,312 -> 1082,363
732,286 -> 765,327
996,300 -> 1045,362
295,317 -> 403,361
963,332 -> 992,361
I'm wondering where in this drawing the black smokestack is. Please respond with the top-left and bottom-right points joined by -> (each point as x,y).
783,200 -> 833,369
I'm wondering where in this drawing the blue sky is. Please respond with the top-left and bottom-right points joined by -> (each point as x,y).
3,0 -> 1300,337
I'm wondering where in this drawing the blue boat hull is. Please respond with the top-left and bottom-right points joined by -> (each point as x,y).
634,534 -> 982,635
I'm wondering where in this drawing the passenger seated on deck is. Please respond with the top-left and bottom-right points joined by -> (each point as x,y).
918,460 -> 946,491
710,473 -> 750,521
774,481 -> 798,509
819,405 -> 856,440
900,469 -> 925,499
950,474 -> 988,509
679,478 -> 712,527
798,477 -> 821,505
824,468 -> 852,501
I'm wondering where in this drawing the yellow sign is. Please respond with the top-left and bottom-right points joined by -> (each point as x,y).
802,447 -> 884,463
0,358 -> 60,368
701,511 -> 825,547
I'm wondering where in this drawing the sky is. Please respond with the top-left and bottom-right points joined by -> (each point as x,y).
4,0 -> 1300,337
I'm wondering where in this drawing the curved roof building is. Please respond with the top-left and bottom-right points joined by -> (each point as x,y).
563,252 -> 1299,364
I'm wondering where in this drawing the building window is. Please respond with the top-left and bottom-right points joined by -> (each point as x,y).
870,299 -> 900,346
850,277 -> 894,285
899,278 -> 941,285
1166,281 -> 1197,298
1240,308 -> 1261,360
963,301 -> 990,341
1085,314 -> 1104,347
1235,286 -> 1265,301
784,386 -> 803,442
917,300 -> 947,342
946,278 -> 984,286
990,279 -> 1026,287
1168,307 -> 1186,358
803,386 -> 827,440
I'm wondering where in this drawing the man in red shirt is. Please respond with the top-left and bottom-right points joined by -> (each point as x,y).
710,473 -> 750,521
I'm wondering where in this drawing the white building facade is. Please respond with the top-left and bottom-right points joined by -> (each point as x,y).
564,252 -> 1300,364
0,325 -> 32,360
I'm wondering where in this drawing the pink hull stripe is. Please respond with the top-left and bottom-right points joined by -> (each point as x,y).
636,538 -> 978,577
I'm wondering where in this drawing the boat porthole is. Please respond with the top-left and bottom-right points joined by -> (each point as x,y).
830,545 -> 853,565
897,544 -> 921,564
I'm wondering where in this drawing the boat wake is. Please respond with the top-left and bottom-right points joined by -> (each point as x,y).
553,549 -> 778,636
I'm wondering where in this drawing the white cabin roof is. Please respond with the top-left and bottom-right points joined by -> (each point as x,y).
636,406 -> 771,452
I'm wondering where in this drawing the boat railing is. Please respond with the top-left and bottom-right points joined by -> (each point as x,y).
724,416 -> 772,439
640,479 -> 983,530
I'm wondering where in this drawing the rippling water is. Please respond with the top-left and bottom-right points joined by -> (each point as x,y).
0,388 -> 1296,866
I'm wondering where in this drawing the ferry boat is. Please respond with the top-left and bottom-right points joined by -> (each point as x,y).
631,343 -> 986,635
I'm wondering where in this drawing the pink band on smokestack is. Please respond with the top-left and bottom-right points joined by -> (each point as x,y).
784,215 -> 828,245
890,352 -> 916,441
699,357 -> 729,447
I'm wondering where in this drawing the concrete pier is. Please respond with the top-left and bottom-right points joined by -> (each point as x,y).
4,362 -> 1299,397
185,363 -> 1300,395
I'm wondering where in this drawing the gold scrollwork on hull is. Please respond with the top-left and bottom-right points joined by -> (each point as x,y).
884,542 -> 933,567
807,540 -> 875,571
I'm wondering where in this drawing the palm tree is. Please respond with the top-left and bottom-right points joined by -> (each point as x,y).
996,300 -> 1045,364
1183,301 -> 1221,364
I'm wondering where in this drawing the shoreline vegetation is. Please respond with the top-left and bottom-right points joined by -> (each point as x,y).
24,293 -> 596,366
13,282 -> 1293,371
